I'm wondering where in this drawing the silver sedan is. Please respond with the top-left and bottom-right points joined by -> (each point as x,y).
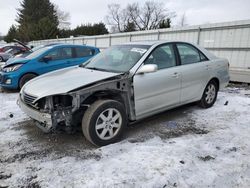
19,41 -> 230,146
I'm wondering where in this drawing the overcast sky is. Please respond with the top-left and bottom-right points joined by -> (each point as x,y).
0,0 -> 250,35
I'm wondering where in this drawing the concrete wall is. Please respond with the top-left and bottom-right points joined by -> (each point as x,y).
29,20 -> 250,83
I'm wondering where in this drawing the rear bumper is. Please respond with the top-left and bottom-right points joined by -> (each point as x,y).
18,96 -> 53,132
220,75 -> 230,89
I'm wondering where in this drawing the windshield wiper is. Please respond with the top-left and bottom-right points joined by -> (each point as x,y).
85,67 -> 112,72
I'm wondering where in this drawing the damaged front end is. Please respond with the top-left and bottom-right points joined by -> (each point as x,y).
19,73 -> 135,133
19,92 -> 76,133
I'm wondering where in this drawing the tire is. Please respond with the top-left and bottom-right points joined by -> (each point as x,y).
199,80 -> 218,108
82,100 -> 127,146
19,73 -> 37,89
0,56 -> 3,62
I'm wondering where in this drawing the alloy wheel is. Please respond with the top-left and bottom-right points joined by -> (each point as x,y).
95,108 -> 122,140
205,84 -> 216,104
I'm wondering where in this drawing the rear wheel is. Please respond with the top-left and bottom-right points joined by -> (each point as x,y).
19,73 -> 37,89
82,100 -> 127,146
199,80 -> 218,108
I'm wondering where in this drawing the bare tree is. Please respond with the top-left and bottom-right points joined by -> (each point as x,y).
106,4 -> 130,32
54,4 -> 71,30
106,1 -> 175,33
127,1 -> 175,30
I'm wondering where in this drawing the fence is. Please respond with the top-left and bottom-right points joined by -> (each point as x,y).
29,19 -> 250,83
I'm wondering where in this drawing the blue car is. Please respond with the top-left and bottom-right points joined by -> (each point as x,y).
0,44 -> 99,89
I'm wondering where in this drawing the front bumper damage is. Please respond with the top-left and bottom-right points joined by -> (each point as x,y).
18,96 -> 53,132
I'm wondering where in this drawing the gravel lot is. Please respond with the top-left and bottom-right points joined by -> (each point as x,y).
0,85 -> 250,188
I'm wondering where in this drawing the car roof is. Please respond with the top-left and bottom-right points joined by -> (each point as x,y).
119,40 -> 201,46
51,43 -> 98,49
121,41 -> 162,46
119,40 -> 194,47
44,43 -> 62,46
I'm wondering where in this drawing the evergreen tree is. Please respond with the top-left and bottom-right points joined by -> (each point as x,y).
16,0 -> 59,41
92,23 -> 109,35
4,25 -> 18,43
124,22 -> 136,32
58,29 -> 72,38
58,23 -> 109,38
72,22 -> 108,37
159,18 -> 171,29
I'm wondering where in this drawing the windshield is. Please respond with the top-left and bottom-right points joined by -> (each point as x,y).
84,45 -> 150,73
26,46 -> 52,59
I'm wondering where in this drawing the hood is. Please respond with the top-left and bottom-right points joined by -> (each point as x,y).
13,39 -> 32,51
5,57 -> 30,66
22,66 -> 120,100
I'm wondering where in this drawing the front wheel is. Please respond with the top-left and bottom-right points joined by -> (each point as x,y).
199,80 -> 218,108
82,100 -> 127,146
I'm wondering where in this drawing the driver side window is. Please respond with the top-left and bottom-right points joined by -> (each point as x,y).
46,47 -> 73,61
144,44 -> 176,69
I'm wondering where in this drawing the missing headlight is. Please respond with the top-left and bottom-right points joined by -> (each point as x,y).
53,95 -> 73,109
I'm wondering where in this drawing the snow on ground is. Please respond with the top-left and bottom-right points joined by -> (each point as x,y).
0,86 -> 250,188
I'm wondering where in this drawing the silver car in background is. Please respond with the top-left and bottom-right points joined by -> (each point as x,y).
18,41 -> 230,146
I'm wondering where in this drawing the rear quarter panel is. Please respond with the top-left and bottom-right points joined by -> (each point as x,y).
208,58 -> 230,90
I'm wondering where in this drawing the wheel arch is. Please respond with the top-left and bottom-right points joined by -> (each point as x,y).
209,77 -> 220,90
19,72 -> 39,80
71,90 -> 128,126
18,72 -> 39,88
82,90 -> 126,107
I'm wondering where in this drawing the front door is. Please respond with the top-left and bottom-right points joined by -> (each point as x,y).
39,47 -> 73,74
133,44 -> 181,119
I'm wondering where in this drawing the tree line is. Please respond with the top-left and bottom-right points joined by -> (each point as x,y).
4,0 -> 176,43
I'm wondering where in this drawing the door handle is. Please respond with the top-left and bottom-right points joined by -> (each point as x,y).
171,72 -> 179,78
206,65 -> 211,70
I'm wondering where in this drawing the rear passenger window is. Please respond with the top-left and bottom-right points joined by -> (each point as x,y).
75,47 -> 94,58
144,44 -> 176,70
177,43 -> 207,65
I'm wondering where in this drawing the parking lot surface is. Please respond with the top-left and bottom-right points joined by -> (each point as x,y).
0,85 -> 250,187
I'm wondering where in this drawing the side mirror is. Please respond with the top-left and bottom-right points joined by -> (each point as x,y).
42,55 -> 52,62
136,64 -> 158,74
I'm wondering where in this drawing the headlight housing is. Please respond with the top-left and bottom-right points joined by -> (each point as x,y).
3,64 -> 23,72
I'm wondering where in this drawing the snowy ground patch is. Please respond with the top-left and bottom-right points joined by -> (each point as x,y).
0,86 -> 250,187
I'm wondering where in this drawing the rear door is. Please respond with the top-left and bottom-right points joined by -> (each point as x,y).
175,43 -> 210,103
38,47 -> 74,74
133,43 -> 181,119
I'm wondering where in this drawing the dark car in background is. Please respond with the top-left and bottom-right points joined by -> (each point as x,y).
0,47 -> 28,62
0,40 -> 32,62
0,45 -> 27,53
13,43 -> 62,59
